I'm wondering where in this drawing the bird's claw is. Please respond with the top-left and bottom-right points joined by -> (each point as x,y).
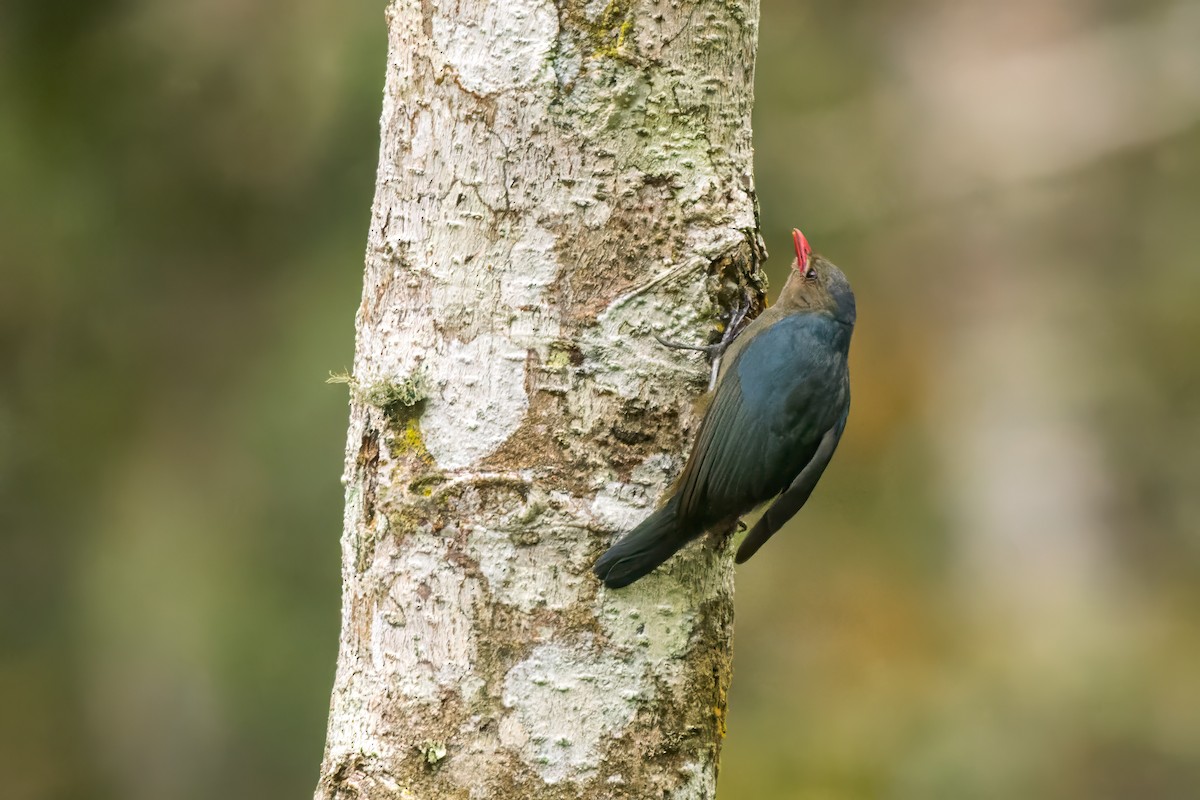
655,290 -> 757,392
653,334 -> 724,356
653,289 -> 756,361
723,293 -> 753,343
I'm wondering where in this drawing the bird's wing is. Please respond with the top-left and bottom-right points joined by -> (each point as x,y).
674,370 -> 762,524
675,314 -> 848,527
735,408 -> 848,563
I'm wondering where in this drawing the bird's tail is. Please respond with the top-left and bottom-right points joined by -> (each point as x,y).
593,499 -> 690,589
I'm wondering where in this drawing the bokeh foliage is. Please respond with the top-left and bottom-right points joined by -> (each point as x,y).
2,1 -> 1198,798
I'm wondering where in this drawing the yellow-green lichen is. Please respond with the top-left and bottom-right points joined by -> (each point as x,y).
511,501 -> 547,526
418,740 -> 447,767
327,369 -> 430,421
408,473 -> 447,496
368,374 -> 430,418
587,0 -> 636,62
384,502 -> 431,547
329,371 -> 438,466
386,420 -> 438,479
508,529 -> 542,547
433,475 -> 532,507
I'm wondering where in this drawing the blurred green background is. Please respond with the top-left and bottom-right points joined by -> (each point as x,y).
3,1 -> 1199,798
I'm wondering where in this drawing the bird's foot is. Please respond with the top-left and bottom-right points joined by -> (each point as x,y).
722,292 -> 754,343
653,334 -> 724,357
653,290 -> 755,361
706,519 -> 743,550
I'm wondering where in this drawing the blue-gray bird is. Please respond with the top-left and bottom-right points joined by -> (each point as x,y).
594,229 -> 855,588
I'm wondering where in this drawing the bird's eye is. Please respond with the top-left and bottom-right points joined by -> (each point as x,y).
804,267 -> 818,283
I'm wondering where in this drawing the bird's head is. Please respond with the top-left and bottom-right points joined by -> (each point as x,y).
778,228 -> 856,325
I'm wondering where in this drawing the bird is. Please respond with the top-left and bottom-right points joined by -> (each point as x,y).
593,228 -> 855,589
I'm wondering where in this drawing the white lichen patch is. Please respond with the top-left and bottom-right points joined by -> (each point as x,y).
502,221 -> 568,346
673,761 -> 717,800
431,0 -> 558,95
590,454 -> 679,532
466,526 -> 592,613
597,574 -> 699,667
465,484 -> 609,612
370,535 -> 484,703
421,333 -> 530,470
501,640 -> 646,784
505,223 -> 561,310
590,480 -> 655,533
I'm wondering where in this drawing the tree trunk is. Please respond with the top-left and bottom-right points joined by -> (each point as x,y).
315,0 -> 762,797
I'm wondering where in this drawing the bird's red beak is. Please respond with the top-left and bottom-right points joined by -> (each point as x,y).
792,228 -> 812,274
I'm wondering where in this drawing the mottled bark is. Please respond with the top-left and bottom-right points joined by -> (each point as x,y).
315,0 -> 762,797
